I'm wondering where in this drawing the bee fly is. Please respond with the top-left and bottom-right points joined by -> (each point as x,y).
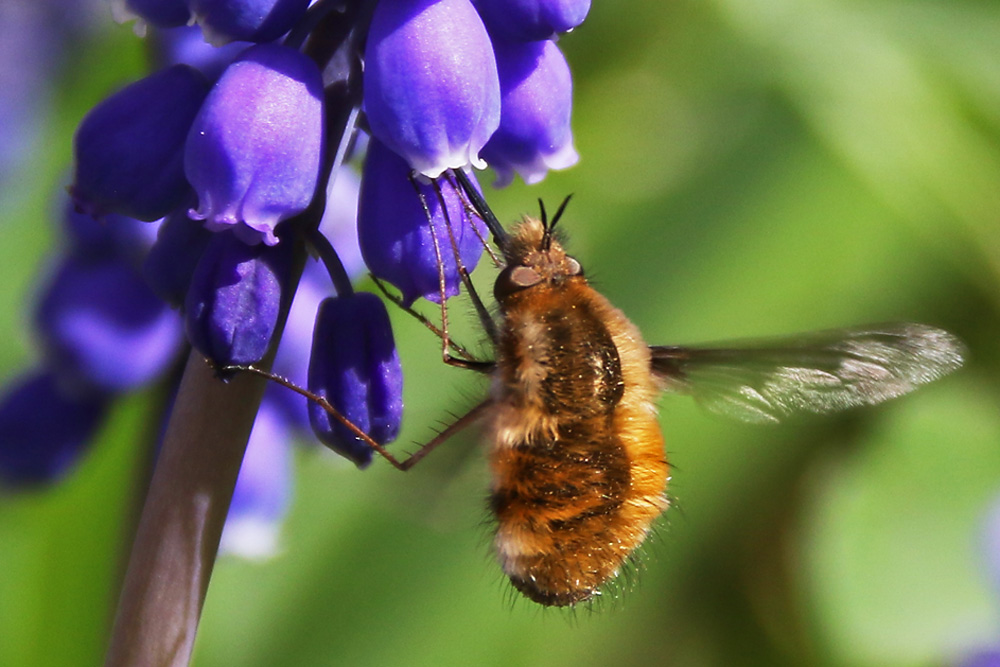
255,170 -> 965,607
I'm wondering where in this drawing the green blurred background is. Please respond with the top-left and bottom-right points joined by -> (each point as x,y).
2,0 -> 1000,665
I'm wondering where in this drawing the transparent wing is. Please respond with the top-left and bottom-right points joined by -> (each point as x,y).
649,323 -> 965,424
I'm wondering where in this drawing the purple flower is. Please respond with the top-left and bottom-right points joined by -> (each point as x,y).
475,0 -> 591,42
152,25 -> 252,81
0,371 -> 108,486
72,64 -> 210,222
189,0 -> 310,46
185,44 -> 325,246
62,202 -> 161,269
482,38 -> 578,187
307,292 -> 403,468
35,255 -> 184,392
220,399 -> 292,559
363,0 -> 501,177
267,167 -> 364,430
359,139 -> 488,306
954,493 -> 1000,666
143,206 -> 215,308
184,229 -> 295,366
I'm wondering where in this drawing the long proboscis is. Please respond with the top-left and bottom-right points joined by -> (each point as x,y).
453,168 -> 508,248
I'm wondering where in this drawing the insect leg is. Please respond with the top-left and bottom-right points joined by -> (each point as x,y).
393,399 -> 491,470
372,274 -> 495,373
407,174 -> 496,374
219,361 -> 488,470
432,175 -> 499,346
371,275 -> 479,362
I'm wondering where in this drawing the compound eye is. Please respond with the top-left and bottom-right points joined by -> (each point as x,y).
511,266 -> 542,287
494,265 -> 543,300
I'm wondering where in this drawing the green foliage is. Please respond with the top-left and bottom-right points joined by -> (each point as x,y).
1,1 -> 998,665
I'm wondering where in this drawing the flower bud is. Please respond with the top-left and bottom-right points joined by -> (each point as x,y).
307,293 -> 403,468
0,371 -> 108,486
35,256 -> 184,392
189,0 -> 310,46
481,38 -> 578,187
363,0 -> 500,177
72,65 -> 210,221
184,230 -> 294,366
270,169 -> 364,430
185,44 -> 325,246
358,140 -> 487,306
143,207 -> 214,308
475,0 -> 591,41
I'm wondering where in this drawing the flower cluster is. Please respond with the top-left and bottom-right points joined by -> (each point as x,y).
1,0 -> 588,553
0,205 -> 175,485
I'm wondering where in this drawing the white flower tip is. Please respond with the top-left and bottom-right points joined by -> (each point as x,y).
190,12 -> 235,47
239,218 -> 282,246
412,144 -> 489,179
219,517 -> 282,560
108,0 -> 149,36
109,0 -> 136,23
544,141 -> 580,171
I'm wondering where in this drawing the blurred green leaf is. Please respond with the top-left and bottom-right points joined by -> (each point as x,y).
804,381 -> 1000,665
1,1 -> 997,666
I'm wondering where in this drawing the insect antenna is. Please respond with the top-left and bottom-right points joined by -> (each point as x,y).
550,194 -> 573,229
538,194 -> 573,251
538,198 -> 552,250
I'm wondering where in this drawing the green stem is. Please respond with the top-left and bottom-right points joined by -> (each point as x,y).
104,352 -> 267,667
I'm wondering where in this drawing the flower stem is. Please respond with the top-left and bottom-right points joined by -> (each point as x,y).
104,351 -> 268,667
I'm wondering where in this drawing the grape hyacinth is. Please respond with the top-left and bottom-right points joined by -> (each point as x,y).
308,290 -> 403,467
0,0 -> 588,663
359,138 -> 488,306
72,64 -> 210,221
184,43 -> 325,245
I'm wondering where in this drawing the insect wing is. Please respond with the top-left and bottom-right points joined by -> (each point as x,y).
649,323 -> 965,424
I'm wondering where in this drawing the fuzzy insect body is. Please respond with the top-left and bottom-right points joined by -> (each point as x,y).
487,217 -> 669,605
